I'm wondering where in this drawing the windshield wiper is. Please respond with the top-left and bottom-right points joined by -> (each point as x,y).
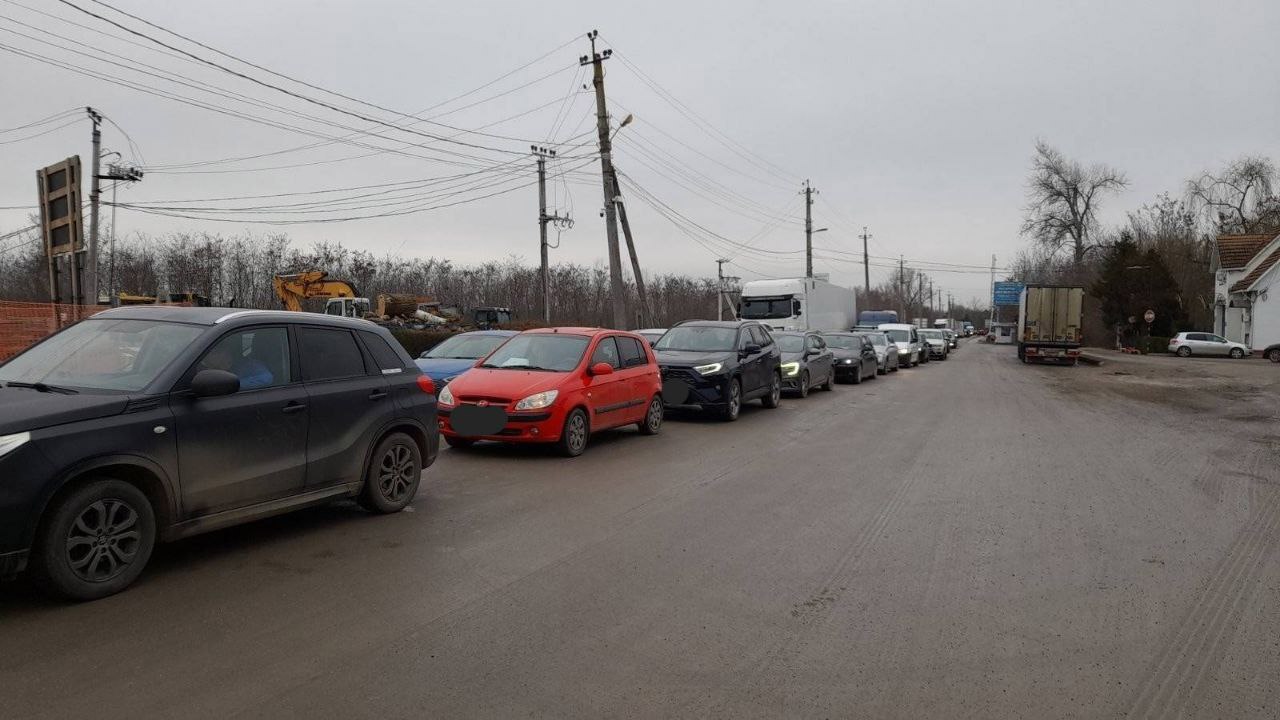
480,364 -> 558,371
5,381 -> 78,394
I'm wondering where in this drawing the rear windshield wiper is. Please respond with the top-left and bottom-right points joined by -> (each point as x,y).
5,381 -> 78,394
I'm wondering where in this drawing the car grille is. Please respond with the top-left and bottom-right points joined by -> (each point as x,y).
455,394 -> 512,406
660,367 -> 701,383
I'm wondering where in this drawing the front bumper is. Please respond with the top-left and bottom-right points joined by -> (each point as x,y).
438,406 -> 558,443
660,367 -> 730,410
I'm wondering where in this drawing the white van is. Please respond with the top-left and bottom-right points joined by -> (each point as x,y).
878,323 -> 923,368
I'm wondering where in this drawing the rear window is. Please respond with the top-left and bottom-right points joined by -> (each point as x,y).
617,336 -> 648,368
360,331 -> 406,373
298,327 -> 366,381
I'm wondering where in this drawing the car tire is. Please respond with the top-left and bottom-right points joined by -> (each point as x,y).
32,479 -> 156,601
1176,347 -> 1191,357
760,373 -> 781,409
878,362 -> 887,376
721,379 -> 743,421
1230,347 -> 1245,359
797,371 -> 810,398
360,432 -> 423,513
821,368 -> 835,391
851,366 -> 862,384
637,395 -> 663,435
444,436 -> 474,449
1269,349 -> 1280,363
557,408 -> 591,456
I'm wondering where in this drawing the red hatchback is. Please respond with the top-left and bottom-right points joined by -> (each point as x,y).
436,328 -> 664,456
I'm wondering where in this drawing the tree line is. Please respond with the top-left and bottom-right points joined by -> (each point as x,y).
0,228 -> 720,328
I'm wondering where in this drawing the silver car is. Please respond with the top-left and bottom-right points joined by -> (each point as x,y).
1168,332 -> 1249,358
862,331 -> 899,374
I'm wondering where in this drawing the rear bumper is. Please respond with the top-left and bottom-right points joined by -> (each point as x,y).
0,549 -> 28,580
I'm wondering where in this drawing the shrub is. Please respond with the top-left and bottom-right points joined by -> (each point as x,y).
1144,336 -> 1171,354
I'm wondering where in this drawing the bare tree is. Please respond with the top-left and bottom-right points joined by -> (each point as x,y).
1186,155 -> 1280,235
1021,140 -> 1128,264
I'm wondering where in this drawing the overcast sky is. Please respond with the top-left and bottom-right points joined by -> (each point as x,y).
2,0 -> 1278,304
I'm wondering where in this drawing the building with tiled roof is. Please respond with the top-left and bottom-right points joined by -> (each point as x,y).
1214,232 -> 1280,353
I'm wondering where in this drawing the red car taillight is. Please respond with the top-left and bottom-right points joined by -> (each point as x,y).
416,375 -> 436,395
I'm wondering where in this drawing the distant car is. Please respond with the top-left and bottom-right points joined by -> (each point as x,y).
879,323 -> 922,368
861,331 -> 899,374
918,329 -> 949,360
437,328 -> 663,456
0,307 -> 439,600
774,330 -> 835,397
944,329 -> 958,349
820,332 -> 879,384
654,320 -> 782,421
635,328 -> 667,347
415,330 -> 517,389
963,323 -> 975,337
1265,343 -> 1280,363
1168,332 -> 1249,358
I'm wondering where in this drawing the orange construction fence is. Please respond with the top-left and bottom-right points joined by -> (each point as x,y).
0,301 -> 108,362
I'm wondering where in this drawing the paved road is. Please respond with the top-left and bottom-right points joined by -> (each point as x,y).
3,342 -> 1278,718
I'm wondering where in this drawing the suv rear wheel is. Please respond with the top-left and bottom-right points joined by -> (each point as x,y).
360,432 -> 422,513
33,479 -> 156,601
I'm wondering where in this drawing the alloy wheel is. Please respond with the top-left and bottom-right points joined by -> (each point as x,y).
378,444 -> 417,503
646,398 -> 663,432
567,411 -> 588,453
65,499 -> 142,583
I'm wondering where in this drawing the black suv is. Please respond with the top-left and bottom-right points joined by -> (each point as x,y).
653,320 -> 782,421
0,306 -> 439,600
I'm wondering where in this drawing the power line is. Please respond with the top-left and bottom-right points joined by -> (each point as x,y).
0,114 -> 81,144
0,105 -> 79,132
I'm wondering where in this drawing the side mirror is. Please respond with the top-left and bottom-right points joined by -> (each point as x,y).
589,362 -> 614,376
191,369 -> 239,398
742,343 -> 762,355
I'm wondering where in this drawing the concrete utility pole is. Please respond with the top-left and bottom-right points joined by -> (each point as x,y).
898,255 -> 905,319
99,155 -> 142,307
609,165 -> 649,328
533,146 -> 569,324
929,279 -> 934,315
989,254 -> 997,325
581,31 -> 627,329
86,107 -> 102,305
859,226 -> 871,292
802,180 -> 815,277
716,259 -> 727,321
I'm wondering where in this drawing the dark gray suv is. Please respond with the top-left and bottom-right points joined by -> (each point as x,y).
0,307 -> 439,600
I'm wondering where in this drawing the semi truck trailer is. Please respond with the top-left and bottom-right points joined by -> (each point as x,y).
1017,285 -> 1084,365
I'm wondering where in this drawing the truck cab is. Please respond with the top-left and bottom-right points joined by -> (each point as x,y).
739,278 -> 856,332
324,297 -> 372,318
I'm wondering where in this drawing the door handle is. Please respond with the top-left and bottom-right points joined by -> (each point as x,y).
368,390 -> 388,400
282,402 -> 307,414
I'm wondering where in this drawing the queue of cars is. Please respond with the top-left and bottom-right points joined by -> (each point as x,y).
0,308 -> 962,600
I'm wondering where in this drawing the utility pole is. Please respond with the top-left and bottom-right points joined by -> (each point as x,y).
609,166 -> 649,328
859,226 -> 871,292
802,180 -> 815,277
929,279 -> 934,316
99,155 -> 143,307
533,146 -> 568,324
716,259 -> 727,321
581,31 -> 626,329
898,255 -> 905,320
86,107 -> 102,305
989,254 -> 997,325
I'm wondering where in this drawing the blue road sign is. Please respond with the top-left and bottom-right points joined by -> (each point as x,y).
992,281 -> 1024,306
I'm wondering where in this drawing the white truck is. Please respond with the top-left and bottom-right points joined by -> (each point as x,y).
739,277 -> 856,332
1017,285 -> 1084,365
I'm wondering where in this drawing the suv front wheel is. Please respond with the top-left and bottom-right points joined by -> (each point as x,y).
360,432 -> 423,513
760,372 -> 781,409
33,479 -> 157,601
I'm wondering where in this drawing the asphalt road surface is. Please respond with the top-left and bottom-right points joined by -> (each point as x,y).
3,342 -> 1278,719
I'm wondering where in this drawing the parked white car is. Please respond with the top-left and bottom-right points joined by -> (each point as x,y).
1168,332 -> 1249,358
878,323 -> 923,367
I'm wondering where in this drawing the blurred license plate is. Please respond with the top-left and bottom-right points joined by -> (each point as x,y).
1042,349 -> 1063,356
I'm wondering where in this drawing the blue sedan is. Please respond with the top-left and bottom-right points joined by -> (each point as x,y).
415,330 -> 518,388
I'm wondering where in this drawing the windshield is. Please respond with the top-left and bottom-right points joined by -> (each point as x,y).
479,334 -> 587,371
655,326 -> 737,352
740,296 -> 794,319
884,329 -> 912,343
424,334 -> 509,359
0,318 -> 203,392
775,335 -> 806,353
821,335 -> 861,350
865,333 -> 887,346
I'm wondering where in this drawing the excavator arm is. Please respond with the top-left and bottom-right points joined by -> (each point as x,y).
272,271 -> 361,312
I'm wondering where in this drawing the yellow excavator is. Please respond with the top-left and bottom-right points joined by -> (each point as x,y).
272,271 -> 370,316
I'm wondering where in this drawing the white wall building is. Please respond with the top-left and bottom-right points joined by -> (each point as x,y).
1213,233 -> 1280,353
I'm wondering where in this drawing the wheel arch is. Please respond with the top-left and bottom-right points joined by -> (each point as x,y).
30,455 -> 176,548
